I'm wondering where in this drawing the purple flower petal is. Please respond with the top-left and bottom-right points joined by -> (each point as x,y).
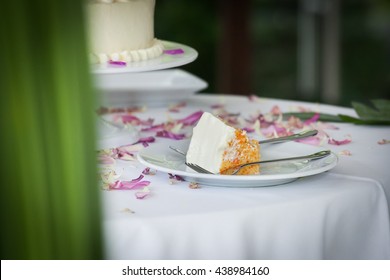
141,123 -> 165,132
135,191 -> 150,199
156,130 -> 186,140
98,154 -> 116,165
328,137 -> 352,145
177,111 -> 204,126
133,136 -> 155,147
164,48 -> 184,55
108,60 -> 127,66
296,136 -> 322,146
168,173 -> 185,181
304,113 -> 320,125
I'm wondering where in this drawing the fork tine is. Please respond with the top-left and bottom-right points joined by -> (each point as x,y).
185,162 -> 214,174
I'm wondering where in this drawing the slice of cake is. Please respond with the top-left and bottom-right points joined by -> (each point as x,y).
86,0 -> 164,63
186,112 -> 260,175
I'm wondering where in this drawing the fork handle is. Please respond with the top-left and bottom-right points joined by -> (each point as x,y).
258,130 -> 318,144
232,150 -> 331,174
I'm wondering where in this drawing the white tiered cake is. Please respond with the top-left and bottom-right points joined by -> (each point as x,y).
86,0 -> 164,64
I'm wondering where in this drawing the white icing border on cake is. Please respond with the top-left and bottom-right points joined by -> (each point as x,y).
90,38 -> 164,64
88,1 -> 133,3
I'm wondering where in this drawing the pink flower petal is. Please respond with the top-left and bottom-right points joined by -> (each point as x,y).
141,123 -> 165,132
328,137 -> 352,145
108,60 -> 126,66
109,175 -> 151,190
287,116 -> 304,129
135,191 -> 150,199
96,106 -> 145,115
110,143 -> 145,160
164,48 -> 184,55
177,111 -> 204,126
303,113 -> 320,125
168,173 -> 184,181
271,105 -> 282,115
189,182 -> 200,189
142,167 -> 156,175
296,136 -> 323,146
210,104 -> 224,109
339,150 -> 352,156
168,173 -> 185,184
120,180 -> 150,190
134,136 -> 155,147
98,154 -> 116,165
242,127 -> 255,133
378,139 -> 390,145
119,114 -> 154,126
116,114 -> 138,124
261,124 -> 292,138
168,102 -> 187,112
248,95 -> 261,102
156,130 -> 186,140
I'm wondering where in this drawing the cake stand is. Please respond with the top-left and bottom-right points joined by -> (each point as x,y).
94,40 -> 199,149
91,40 -> 198,74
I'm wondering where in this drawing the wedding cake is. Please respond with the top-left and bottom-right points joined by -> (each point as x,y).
86,0 -> 164,63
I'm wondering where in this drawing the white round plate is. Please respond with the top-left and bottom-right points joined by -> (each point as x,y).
91,41 -> 198,74
137,140 -> 338,188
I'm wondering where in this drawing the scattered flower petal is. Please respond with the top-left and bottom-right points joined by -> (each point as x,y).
117,114 -> 154,126
270,105 -> 282,115
211,104 -> 225,109
135,187 -> 151,199
168,101 -> 187,112
164,48 -> 184,55
109,175 -> 151,190
96,106 -> 146,115
168,173 -> 185,184
303,113 -> 320,125
339,150 -> 352,156
296,136 -> 324,146
378,139 -> 390,145
287,116 -> 304,129
328,137 -> 352,145
177,110 -> 204,126
134,136 -> 155,147
189,182 -> 200,189
156,130 -> 186,140
121,208 -> 135,214
108,60 -> 126,66
142,167 -> 156,175
98,154 -> 116,165
248,94 -> 261,102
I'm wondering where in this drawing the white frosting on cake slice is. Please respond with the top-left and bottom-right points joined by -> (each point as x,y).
186,112 -> 235,174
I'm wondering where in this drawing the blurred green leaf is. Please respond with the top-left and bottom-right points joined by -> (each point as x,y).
352,99 -> 390,121
0,0 -> 102,259
283,112 -> 344,122
283,99 -> 390,125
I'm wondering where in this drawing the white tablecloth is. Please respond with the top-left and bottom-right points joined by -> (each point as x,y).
100,94 -> 390,259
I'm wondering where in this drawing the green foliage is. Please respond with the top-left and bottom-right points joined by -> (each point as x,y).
0,0 -> 102,259
338,100 -> 390,125
283,99 -> 390,125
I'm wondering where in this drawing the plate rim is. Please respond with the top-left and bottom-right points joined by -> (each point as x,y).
91,40 -> 198,74
137,140 -> 339,186
96,69 -> 208,92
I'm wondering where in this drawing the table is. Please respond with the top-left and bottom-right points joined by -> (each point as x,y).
99,94 -> 390,259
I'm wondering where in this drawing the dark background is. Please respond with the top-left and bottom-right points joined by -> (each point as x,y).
155,0 -> 390,106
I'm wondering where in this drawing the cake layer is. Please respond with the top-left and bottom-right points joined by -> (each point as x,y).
86,0 -> 163,63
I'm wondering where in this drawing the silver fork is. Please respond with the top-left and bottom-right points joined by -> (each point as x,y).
185,150 -> 331,175
170,129 -> 318,156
